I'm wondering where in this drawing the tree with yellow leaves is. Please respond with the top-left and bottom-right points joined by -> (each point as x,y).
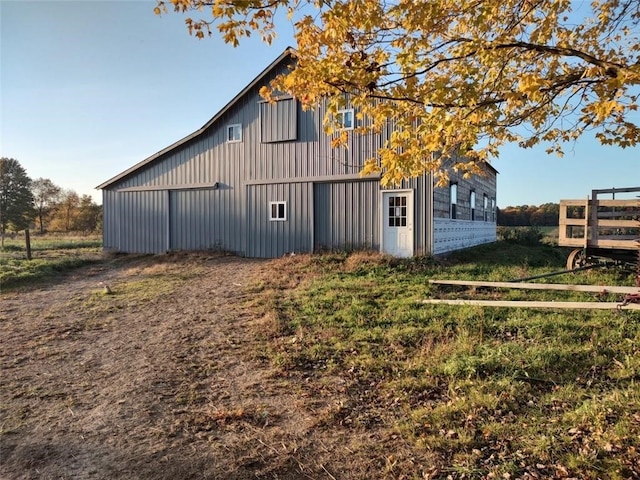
156,0 -> 639,185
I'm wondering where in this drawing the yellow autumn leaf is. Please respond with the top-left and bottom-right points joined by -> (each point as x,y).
159,0 -> 640,181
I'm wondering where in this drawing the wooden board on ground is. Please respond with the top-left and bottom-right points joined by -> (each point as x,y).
428,279 -> 639,294
419,299 -> 640,310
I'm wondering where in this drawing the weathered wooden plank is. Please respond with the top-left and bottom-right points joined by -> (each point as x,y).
559,219 -> 588,227
428,279 -> 640,294
593,219 -> 640,228
419,299 -> 640,310
560,199 -> 590,207
592,187 -> 640,195
596,211 -> 640,219
558,237 -> 640,248
592,199 -> 640,207
560,238 -> 587,247
596,235 -> 639,241
587,239 -> 639,249
559,191 -> 640,251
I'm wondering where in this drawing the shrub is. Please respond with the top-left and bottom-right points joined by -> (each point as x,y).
497,226 -> 544,245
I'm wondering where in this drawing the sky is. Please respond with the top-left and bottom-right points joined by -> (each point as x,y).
1,0 -> 638,208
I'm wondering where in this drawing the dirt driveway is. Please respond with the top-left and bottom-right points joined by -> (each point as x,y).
1,253 -> 370,479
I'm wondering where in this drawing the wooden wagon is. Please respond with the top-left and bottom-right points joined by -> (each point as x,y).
559,187 -> 640,271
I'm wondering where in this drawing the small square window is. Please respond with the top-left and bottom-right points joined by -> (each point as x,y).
269,201 -> 287,221
227,123 -> 242,143
336,109 -> 354,130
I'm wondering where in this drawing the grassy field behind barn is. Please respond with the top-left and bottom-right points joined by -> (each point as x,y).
0,233 -> 103,289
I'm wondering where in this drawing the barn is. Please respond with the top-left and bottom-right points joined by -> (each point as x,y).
97,48 -> 498,258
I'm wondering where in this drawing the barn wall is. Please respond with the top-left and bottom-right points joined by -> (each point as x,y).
102,69 -> 263,254
245,182 -> 313,258
100,60 -> 379,256
101,54 -> 496,258
313,180 -> 380,252
431,160 -> 497,254
432,219 -> 497,255
433,160 -> 498,221
169,189 -> 222,251
102,189 -> 119,251
112,190 -> 168,254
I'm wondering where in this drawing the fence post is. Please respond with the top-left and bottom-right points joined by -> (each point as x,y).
25,229 -> 32,260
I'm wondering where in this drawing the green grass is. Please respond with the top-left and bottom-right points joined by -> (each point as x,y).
1,233 -> 102,251
254,243 -> 640,479
0,234 -> 103,289
498,225 -> 560,246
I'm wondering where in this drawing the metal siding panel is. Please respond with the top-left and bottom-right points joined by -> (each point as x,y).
168,189 -> 220,251
102,190 -> 120,249
116,190 -> 167,254
313,183 -> 330,250
246,182 -> 312,258
260,102 -> 268,142
285,99 -> 296,141
246,185 -> 259,257
312,181 -> 379,252
333,183 -> 345,246
432,218 -> 497,255
260,97 -> 297,143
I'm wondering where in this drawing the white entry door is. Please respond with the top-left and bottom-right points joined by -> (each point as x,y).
381,190 -> 414,258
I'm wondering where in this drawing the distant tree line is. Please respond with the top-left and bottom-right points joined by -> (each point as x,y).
497,203 -> 560,227
0,157 -> 101,245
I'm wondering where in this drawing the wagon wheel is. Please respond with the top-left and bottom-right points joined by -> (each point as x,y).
566,248 -> 588,270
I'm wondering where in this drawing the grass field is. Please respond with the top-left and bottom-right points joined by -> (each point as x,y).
0,233 -> 103,289
252,243 -> 640,479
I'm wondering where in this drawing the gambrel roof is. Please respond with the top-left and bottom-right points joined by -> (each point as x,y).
97,47 -> 295,190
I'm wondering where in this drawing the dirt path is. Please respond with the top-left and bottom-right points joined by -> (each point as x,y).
0,254 -> 344,480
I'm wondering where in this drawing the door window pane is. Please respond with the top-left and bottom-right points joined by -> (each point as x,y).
388,195 -> 408,228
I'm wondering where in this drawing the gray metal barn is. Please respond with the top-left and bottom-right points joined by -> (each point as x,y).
97,49 -> 497,258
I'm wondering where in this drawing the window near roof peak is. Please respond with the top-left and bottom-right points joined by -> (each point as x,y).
227,123 -> 242,143
336,109 -> 354,130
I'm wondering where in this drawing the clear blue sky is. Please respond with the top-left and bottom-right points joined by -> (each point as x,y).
1,0 -> 638,207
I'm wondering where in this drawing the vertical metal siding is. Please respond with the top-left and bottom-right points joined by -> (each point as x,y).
169,189 -> 218,251
260,98 -> 297,142
312,183 -> 331,249
102,190 -> 119,250
313,180 -> 380,251
117,190 -> 168,254
246,182 -> 313,258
